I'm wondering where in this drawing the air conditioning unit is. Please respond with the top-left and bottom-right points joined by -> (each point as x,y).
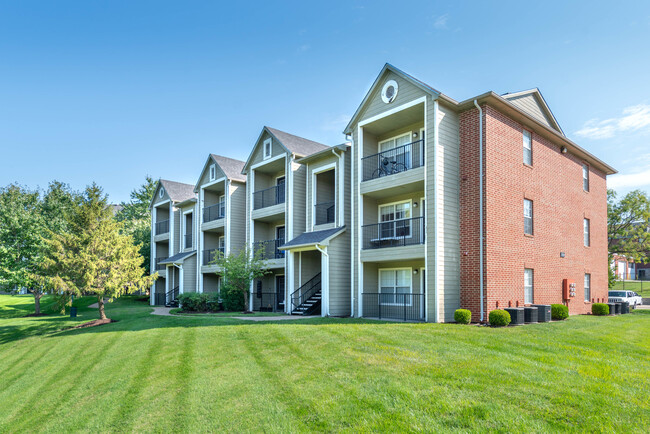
607,303 -> 616,315
505,307 -> 524,325
532,304 -> 551,322
524,306 -> 538,324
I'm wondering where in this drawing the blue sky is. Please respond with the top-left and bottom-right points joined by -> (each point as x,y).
1,1 -> 649,203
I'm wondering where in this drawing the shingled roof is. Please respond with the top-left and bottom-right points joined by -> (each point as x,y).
210,154 -> 246,182
265,126 -> 329,157
160,179 -> 196,203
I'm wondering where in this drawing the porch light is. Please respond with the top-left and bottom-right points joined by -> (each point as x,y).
413,202 -> 418,208
413,269 -> 418,275
561,146 -> 568,154
413,132 -> 418,138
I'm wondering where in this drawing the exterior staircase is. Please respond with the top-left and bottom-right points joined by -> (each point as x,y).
165,286 -> 180,308
290,273 -> 321,315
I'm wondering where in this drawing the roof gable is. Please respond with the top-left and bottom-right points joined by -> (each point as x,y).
344,63 -> 441,134
243,126 -> 329,172
194,154 -> 246,192
501,89 -> 564,135
150,179 -> 195,209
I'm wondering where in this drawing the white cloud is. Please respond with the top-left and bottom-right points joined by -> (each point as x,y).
576,104 -> 650,139
322,114 -> 350,132
433,14 -> 449,29
608,167 -> 650,190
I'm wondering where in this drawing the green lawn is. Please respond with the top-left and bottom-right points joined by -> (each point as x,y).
0,295 -> 648,432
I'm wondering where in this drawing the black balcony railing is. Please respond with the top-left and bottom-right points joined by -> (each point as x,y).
252,292 -> 281,312
362,293 -> 425,321
253,185 -> 285,210
253,239 -> 285,260
155,219 -> 169,235
184,233 -> 192,249
362,216 -> 424,250
154,257 -> 166,271
314,201 -> 335,225
202,248 -> 225,266
362,139 -> 424,181
203,203 -> 225,223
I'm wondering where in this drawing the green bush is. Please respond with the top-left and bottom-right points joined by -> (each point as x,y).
178,293 -> 219,312
221,286 -> 246,311
551,304 -> 569,320
592,303 -> 609,316
489,309 -> 511,327
454,309 -> 472,324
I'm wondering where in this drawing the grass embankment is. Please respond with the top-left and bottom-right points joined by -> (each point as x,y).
0,295 -> 648,432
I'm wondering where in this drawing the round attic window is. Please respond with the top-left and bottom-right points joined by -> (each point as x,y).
159,188 -> 164,198
381,80 -> 398,104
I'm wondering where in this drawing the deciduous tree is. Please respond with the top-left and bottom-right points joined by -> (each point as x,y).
211,249 -> 268,312
608,189 -> 650,262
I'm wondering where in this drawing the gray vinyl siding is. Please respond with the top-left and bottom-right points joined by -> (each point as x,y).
183,255 -> 197,293
248,131 -> 286,168
435,102 -> 461,322
229,181 -> 247,255
328,231 -> 351,316
152,183 -> 171,206
291,161 -> 306,238
506,94 -> 553,130
197,159 -> 226,187
173,208 -> 181,254
359,72 -> 426,122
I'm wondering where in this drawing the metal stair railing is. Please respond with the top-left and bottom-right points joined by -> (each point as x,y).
290,272 -> 322,313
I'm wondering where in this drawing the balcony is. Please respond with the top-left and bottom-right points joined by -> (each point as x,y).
314,201 -> 335,226
362,293 -> 424,322
362,140 -> 424,182
254,239 -> 285,260
203,203 -> 225,223
362,216 -> 424,250
253,185 -> 285,210
154,257 -> 166,271
203,248 -> 225,266
155,220 -> 169,235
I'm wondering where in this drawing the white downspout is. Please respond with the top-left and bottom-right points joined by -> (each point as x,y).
331,148 -> 344,227
315,244 -> 329,317
473,100 -> 485,322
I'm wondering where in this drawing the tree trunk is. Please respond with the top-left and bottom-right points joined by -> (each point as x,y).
34,291 -> 42,315
97,296 -> 107,320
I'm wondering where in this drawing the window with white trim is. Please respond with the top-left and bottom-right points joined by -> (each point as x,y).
582,163 -> 589,192
584,218 -> 590,247
379,132 -> 412,169
379,268 -> 412,304
524,199 -> 533,235
159,188 -> 164,199
218,236 -> 225,254
523,130 -> 532,165
218,195 -> 226,218
209,164 -> 216,181
524,268 -> 534,304
584,273 -> 591,301
379,200 -> 412,239
263,138 -> 272,159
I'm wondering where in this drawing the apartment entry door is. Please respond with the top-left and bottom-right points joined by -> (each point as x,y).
276,275 -> 285,310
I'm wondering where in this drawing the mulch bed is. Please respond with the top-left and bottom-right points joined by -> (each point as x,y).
70,318 -> 117,329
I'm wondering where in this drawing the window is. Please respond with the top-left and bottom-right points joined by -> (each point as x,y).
218,236 -> 225,254
184,212 -> 193,249
263,138 -> 272,159
379,133 -> 412,170
159,188 -> 164,199
524,268 -> 534,304
582,163 -> 589,192
524,199 -> 533,235
584,274 -> 591,302
379,269 -> 412,304
584,218 -> 590,247
218,195 -> 226,218
523,130 -> 532,165
209,164 -> 216,181
379,201 -> 412,239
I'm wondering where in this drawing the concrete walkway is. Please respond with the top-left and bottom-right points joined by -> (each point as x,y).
151,306 -> 174,316
233,315 -> 318,321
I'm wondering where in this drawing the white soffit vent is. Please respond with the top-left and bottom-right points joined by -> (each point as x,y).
381,80 -> 398,104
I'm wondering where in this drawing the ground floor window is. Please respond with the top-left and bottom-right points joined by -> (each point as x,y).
379,268 -> 412,304
584,274 -> 591,301
524,268 -> 534,304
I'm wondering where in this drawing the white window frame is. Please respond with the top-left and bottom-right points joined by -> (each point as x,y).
183,210 -> 193,250
582,163 -> 589,192
218,235 -> 225,254
524,268 -> 534,304
378,267 -> 413,306
377,199 -> 413,240
524,199 -> 533,235
378,132 -> 413,169
523,129 -> 532,165
312,163 -> 337,228
209,164 -> 216,181
584,273 -> 591,302
584,218 -> 590,247
159,188 -> 164,199
218,194 -> 226,218
263,138 -> 272,160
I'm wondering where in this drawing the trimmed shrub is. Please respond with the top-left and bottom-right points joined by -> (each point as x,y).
178,293 -> 219,312
221,286 -> 246,311
454,309 -> 472,324
489,309 -> 511,327
551,304 -> 569,320
592,303 -> 609,316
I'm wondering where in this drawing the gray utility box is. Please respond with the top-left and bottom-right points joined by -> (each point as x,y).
524,306 -> 538,323
621,301 -> 630,314
614,303 -> 621,315
532,304 -> 551,322
607,303 -> 616,315
505,307 -> 525,325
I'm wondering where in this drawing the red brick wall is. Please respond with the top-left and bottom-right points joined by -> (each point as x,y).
460,105 -> 609,319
